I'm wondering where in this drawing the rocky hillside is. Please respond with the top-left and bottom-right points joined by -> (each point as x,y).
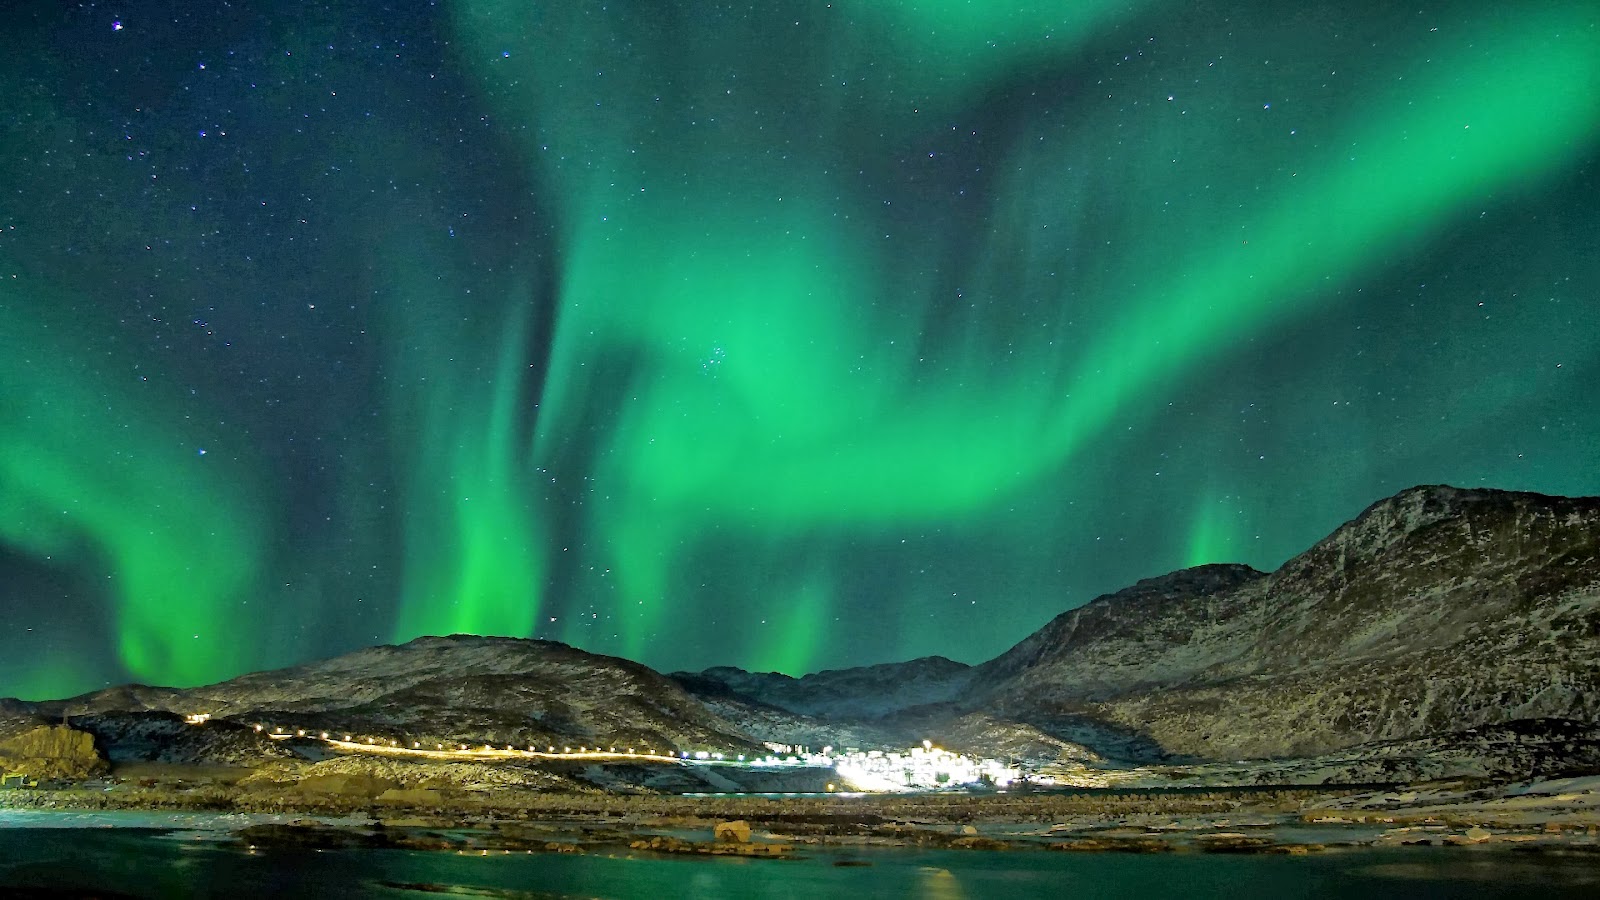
970,486 -> 1600,760
30,636 -> 770,759
676,655 -> 975,721
5,484 -> 1595,779
1112,718 -> 1600,788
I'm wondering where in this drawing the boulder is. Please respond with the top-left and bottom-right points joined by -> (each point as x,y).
713,820 -> 752,843
0,725 -> 107,782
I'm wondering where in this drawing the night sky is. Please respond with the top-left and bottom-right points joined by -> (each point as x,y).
3,1 -> 1597,699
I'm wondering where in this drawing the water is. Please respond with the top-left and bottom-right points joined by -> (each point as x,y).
0,822 -> 1596,899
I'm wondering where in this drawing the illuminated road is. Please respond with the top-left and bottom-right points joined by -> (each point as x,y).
259,728 -> 767,767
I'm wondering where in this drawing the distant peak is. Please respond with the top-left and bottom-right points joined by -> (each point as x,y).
1334,484 -> 1540,545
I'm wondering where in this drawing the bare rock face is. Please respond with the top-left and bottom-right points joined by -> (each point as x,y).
0,724 -> 108,781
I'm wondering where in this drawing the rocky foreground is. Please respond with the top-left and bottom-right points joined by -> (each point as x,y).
4,765 -> 1599,860
4,715 -> 1600,858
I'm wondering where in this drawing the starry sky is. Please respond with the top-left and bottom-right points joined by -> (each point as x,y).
2,1 -> 1598,699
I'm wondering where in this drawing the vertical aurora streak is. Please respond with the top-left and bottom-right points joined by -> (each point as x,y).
1,0 -> 1597,696
379,240 -> 548,643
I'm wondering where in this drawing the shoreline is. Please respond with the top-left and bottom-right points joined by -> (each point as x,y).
4,776 -> 1598,858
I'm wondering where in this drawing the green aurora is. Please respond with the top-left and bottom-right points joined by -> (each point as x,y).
1,0 -> 1598,697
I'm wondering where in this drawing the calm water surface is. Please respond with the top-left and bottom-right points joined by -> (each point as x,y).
0,822 -> 1596,899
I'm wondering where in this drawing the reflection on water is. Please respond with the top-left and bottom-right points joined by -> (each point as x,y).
921,866 -> 965,900
1,825 -> 1597,899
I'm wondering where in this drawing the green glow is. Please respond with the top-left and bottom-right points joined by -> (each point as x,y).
382,249 -> 547,642
441,1 -> 1600,672
4,2 -> 1598,690
837,0 -> 1148,90
751,575 -> 830,677
436,0 -> 1600,672
0,656 -> 82,705
0,284 -> 264,691
1185,496 -> 1242,569
1039,8 -> 1600,462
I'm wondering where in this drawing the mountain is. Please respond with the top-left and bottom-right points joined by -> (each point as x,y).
5,484 -> 1597,785
29,635 -> 770,760
967,485 -> 1600,759
675,655 -> 975,721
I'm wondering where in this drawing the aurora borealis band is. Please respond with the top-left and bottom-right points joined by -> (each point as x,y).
2,2 -> 1598,699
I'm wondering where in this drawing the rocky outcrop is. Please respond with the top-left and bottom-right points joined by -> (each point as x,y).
974,563 -> 1267,702
0,724 -> 108,781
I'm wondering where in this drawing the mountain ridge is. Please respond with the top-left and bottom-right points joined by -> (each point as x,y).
5,484 -> 1597,776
